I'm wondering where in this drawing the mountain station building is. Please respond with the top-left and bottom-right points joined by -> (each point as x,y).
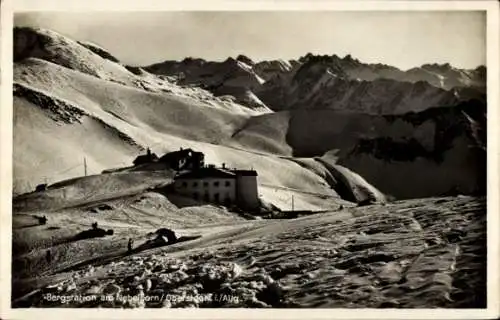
173,164 -> 259,211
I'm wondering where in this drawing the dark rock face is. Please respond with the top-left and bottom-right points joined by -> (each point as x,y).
236,54 -> 255,66
124,65 -> 143,75
351,99 -> 486,164
336,99 -> 486,198
351,137 -> 433,163
13,27 -> 48,62
35,184 -> 47,192
13,83 -> 86,124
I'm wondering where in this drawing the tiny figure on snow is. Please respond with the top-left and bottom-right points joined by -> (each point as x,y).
128,238 -> 134,253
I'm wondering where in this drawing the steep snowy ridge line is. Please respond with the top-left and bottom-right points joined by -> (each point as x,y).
14,28 -> 268,116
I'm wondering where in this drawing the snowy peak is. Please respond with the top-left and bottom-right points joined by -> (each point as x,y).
13,27 -> 269,116
145,55 -> 269,110
14,27 -> 125,80
253,59 -> 297,81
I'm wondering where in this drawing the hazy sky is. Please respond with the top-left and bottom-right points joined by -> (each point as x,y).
14,11 -> 486,70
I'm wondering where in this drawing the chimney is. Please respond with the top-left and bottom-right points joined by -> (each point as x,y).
222,163 -> 226,169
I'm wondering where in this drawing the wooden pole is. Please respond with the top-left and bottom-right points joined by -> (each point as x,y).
84,157 -> 87,176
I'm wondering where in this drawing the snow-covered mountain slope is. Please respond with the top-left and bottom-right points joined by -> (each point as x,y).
12,26 -> 484,203
14,63 -> 350,206
15,27 -> 381,206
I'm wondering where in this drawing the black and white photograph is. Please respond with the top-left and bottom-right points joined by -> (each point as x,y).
1,0 -> 499,318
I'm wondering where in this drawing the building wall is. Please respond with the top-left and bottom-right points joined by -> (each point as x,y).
236,175 -> 259,210
174,178 -> 236,204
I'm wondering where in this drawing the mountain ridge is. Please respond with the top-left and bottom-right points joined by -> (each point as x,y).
143,51 -> 485,114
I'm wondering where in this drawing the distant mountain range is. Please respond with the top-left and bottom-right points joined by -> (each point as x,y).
144,52 -> 485,114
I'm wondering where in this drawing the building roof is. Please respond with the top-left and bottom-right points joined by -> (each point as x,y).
133,153 -> 159,165
159,148 -> 203,162
175,167 -> 236,180
234,170 -> 258,177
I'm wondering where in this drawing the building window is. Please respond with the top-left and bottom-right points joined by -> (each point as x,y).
193,182 -> 198,187
214,193 -> 220,203
204,193 -> 210,202
181,181 -> 187,188
193,192 -> 199,200
214,181 -> 220,187
225,181 -> 231,187
203,181 -> 209,187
